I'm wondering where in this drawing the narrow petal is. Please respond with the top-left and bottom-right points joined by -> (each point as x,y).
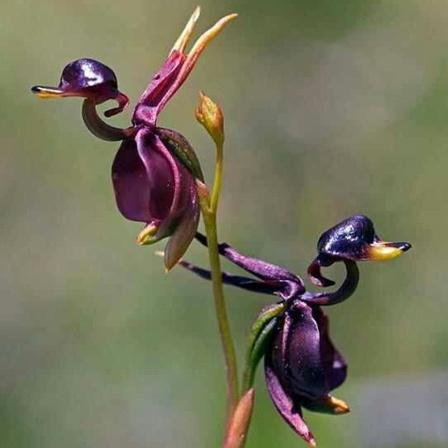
179,259 -> 280,295
265,359 -> 315,446
134,51 -> 185,125
313,307 -> 347,391
155,13 -> 237,115
194,232 -> 304,288
171,6 -> 201,53
164,183 -> 200,270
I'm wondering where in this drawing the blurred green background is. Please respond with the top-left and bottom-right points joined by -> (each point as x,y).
2,0 -> 448,447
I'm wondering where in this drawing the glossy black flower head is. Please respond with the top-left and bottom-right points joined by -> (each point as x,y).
31,8 -> 236,270
32,58 -> 129,117
307,215 -> 411,292
265,300 -> 349,447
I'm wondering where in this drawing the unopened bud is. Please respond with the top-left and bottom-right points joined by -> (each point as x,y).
224,389 -> 255,448
196,91 -> 224,146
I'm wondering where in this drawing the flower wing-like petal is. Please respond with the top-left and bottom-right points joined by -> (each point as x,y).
134,51 -> 185,125
313,307 -> 347,390
112,138 -> 153,222
274,303 -> 329,400
111,130 -> 175,223
164,180 -> 200,270
265,357 -> 315,446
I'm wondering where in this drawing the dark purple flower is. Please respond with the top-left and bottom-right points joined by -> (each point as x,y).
181,215 -> 410,445
264,301 -> 348,447
31,8 -> 236,269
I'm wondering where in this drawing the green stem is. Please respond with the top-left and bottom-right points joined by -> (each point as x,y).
197,172 -> 238,433
210,142 -> 223,213
203,210 -> 239,418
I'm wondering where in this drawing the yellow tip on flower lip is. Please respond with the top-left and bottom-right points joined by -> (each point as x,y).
327,396 -> 350,414
367,241 -> 411,261
308,438 -> 317,448
136,223 -> 159,245
31,85 -> 65,99
171,6 -> 201,53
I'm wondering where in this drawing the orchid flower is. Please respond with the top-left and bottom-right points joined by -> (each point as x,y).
31,7 -> 236,269
181,215 -> 411,446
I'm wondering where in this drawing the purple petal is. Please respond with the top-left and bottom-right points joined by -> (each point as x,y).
163,181 -> 200,270
179,259 -> 284,295
194,233 -> 304,291
265,358 -> 315,446
136,131 -> 178,221
268,303 -> 327,401
111,129 -> 176,223
112,137 -> 153,222
313,307 -> 347,391
133,51 -> 185,126
270,302 -> 347,401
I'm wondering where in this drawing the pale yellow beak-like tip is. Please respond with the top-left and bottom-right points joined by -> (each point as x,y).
368,241 -> 411,261
31,86 -> 65,99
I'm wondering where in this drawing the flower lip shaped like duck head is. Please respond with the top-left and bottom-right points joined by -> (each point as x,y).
31,58 -> 129,117
316,214 -> 411,263
31,8 -> 236,270
307,215 -> 411,289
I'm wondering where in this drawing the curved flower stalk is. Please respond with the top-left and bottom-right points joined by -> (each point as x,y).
181,215 -> 411,446
31,7 -> 236,270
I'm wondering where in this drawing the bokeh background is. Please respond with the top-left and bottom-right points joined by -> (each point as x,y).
2,1 -> 448,447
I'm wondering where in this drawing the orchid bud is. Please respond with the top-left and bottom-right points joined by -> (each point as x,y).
224,389 -> 255,448
196,91 -> 224,146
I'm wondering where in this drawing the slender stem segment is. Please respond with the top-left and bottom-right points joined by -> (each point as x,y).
196,141 -> 238,432
203,210 -> 239,417
210,141 -> 223,212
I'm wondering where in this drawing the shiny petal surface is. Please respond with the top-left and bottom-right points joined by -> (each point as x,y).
111,130 -> 175,223
281,303 -> 328,400
136,131 -> 177,221
313,307 -> 347,390
265,357 -> 315,446
133,51 -> 185,126
112,137 -> 153,222
269,301 -> 347,401
164,181 -> 200,270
